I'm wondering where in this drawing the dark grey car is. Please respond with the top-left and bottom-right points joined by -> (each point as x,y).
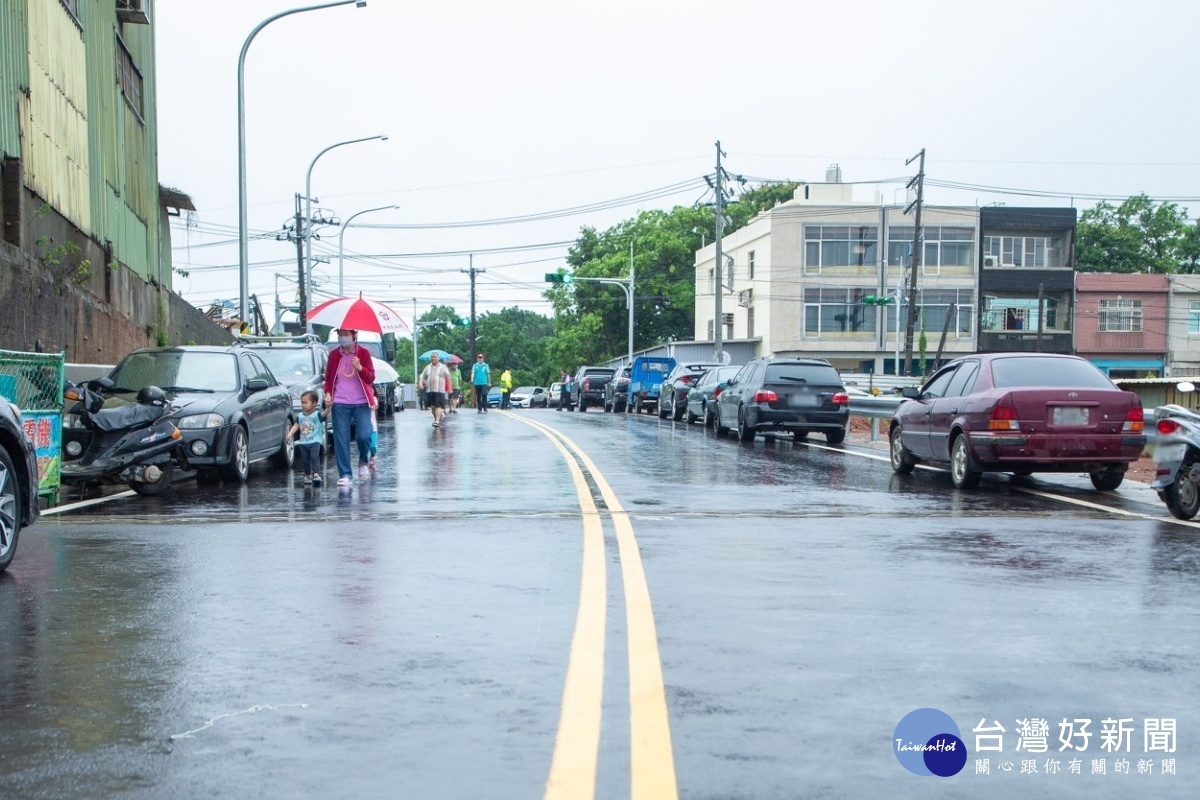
659,362 -> 724,421
685,366 -> 741,428
0,399 -> 40,573
715,357 -> 850,444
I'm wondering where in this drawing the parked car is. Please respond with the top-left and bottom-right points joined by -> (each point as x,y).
627,356 -> 676,414
660,362 -> 725,421
0,398 -> 40,573
238,333 -> 328,415
715,357 -> 849,443
604,366 -> 632,413
548,382 -> 566,409
101,345 -> 294,482
685,366 -> 741,428
570,366 -> 615,412
510,386 -> 549,408
487,386 -> 504,407
888,353 -> 1145,490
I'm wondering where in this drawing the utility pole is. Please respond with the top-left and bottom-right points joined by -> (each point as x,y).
713,140 -> 726,362
902,148 -> 925,376
462,255 -> 485,361
294,193 -> 307,325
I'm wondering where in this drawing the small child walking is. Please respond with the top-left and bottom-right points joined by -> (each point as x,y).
290,390 -> 326,485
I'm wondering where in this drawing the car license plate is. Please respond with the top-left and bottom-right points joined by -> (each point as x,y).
1052,406 -> 1088,426
1155,443 -> 1187,464
788,394 -> 818,407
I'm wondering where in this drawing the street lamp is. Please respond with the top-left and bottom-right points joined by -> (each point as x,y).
237,0 -> 369,324
303,135 -> 388,320
337,204 -> 399,295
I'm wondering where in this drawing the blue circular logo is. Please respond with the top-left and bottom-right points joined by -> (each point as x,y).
893,708 -> 967,777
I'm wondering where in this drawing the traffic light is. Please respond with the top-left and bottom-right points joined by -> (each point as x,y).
863,295 -> 894,306
545,272 -> 574,284
456,317 -> 470,326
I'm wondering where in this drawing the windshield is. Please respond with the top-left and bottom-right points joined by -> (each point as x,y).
514,386 -> 537,394
253,348 -> 316,378
110,351 -> 238,393
990,357 -> 1115,389
764,364 -> 842,385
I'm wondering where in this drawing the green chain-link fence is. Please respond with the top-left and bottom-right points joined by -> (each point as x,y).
0,350 -> 64,506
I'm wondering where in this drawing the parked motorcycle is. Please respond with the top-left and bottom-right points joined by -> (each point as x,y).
1151,381 -> 1200,519
60,377 -> 188,496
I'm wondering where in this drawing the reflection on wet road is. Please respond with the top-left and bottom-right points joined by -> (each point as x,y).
2,408 -> 1197,798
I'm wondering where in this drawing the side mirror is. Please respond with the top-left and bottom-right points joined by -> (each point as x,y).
1178,381 -> 1196,393
246,377 -> 269,393
902,386 -> 921,399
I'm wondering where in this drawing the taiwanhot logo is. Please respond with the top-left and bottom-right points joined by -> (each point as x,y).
893,708 -> 968,777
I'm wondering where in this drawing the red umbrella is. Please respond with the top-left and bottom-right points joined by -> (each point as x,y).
307,293 -> 410,334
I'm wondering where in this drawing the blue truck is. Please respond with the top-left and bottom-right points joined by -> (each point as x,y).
626,356 -> 676,414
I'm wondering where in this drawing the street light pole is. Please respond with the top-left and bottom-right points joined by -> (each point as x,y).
338,204 -> 398,295
303,134 -> 387,322
237,0 -> 369,325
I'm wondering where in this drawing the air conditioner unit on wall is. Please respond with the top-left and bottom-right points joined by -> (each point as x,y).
722,313 -> 734,325
737,289 -> 753,308
982,255 -> 997,268
116,0 -> 150,24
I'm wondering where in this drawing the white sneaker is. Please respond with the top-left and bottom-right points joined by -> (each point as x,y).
337,476 -> 352,487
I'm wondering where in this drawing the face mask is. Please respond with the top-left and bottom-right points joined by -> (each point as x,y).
338,336 -> 353,348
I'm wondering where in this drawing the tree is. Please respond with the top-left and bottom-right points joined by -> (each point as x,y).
1077,194 -> 1193,274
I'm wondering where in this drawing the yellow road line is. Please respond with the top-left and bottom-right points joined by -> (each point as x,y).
508,416 -> 606,800
515,413 -> 679,800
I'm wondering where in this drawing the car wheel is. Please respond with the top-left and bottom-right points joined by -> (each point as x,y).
737,407 -> 756,443
1164,456 -> 1200,519
578,400 -> 586,412
950,434 -> 981,489
658,399 -> 669,419
221,426 -> 250,483
130,462 -> 173,496
715,406 -> 730,437
825,427 -> 846,445
793,431 -> 809,442
686,407 -> 698,424
272,421 -> 295,469
704,405 -> 716,431
0,447 -> 23,572
1089,465 -> 1125,491
889,426 -> 916,474
672,401 -> 685,422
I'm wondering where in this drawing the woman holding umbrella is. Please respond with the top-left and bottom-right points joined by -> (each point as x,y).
323,328 -> 377,486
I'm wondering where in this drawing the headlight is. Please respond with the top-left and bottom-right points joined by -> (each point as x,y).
62,413 -> 84,429
177,413 -> 224,429
65,440 -> 83,457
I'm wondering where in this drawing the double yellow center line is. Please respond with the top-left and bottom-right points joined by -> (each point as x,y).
510,414 -> 678,800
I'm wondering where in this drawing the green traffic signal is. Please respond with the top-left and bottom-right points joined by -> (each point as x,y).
545,272 -> 574,284
864,295 -> 894,305
457,317 -> 471,326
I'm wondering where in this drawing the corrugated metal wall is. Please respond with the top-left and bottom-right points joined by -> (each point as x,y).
0,0 -> 30,157
21,0 -> 91,229
9,0 -> 162,283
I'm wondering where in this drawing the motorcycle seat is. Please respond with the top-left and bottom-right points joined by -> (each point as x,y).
91,403 -> 167,432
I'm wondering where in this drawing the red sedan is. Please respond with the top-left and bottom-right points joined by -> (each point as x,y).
889,353 -> 1146,490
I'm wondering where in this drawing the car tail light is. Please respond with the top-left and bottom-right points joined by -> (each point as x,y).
712,387 -> 723,399
988,405 -> 1019,431
681,375 -> 697,385
1157,418 -> 1181,436
583,379 -> 590,391
1123,407 -> 1144,433
831,392 -> 849,405
753,390 -> 778,403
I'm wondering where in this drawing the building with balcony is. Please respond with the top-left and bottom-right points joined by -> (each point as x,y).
1073,273 -> 1168,378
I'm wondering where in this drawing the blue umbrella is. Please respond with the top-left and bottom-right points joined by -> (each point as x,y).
418,349 -> 454,362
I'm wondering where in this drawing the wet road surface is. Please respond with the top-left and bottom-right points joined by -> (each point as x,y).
2,407 -> 1197,798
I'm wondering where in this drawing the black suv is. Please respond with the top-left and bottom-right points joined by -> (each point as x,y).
714,357 -> 849,443
237,334 -> 328,415
0,399 -> 40,572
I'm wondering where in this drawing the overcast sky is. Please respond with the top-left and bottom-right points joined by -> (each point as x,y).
153,0 -> 1200,328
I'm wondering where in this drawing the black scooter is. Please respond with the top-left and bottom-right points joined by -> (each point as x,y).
61,377 -> 188,496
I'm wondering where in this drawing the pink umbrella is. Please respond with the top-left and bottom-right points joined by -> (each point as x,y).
307,293 -> 410,334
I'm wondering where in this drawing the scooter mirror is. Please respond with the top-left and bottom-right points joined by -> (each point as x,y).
1177,381 -> 1196,393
